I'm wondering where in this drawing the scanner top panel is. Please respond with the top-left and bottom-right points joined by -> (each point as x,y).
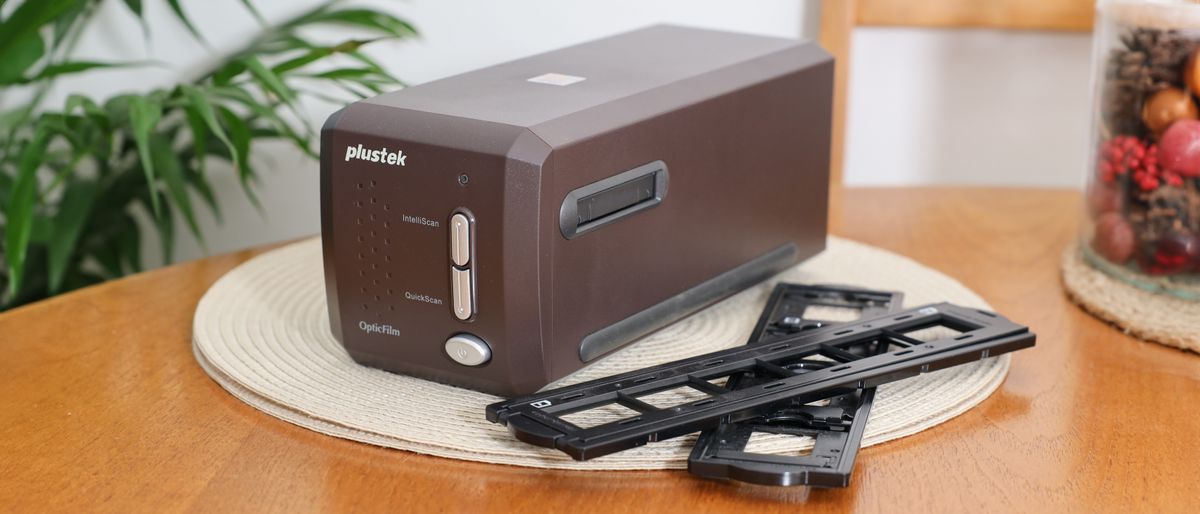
361,25 -> 801,128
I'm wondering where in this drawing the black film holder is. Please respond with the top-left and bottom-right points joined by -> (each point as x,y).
487,297 -> 1035,463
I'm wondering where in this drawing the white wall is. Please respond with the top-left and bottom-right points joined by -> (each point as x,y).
21,1 -> 1097,266
845,27 -> 1094,188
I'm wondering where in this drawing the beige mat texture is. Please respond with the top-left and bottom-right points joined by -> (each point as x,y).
192,236 -> 1009,470
1062,243 -> 1200,353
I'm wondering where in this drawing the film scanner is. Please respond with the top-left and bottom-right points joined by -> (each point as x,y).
320,25 -> 833,395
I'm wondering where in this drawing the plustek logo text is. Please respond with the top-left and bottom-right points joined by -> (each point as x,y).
345,144 -> 407,166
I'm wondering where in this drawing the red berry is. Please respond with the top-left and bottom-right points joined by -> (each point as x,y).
1096,137 -> 1170,191
1096,136 -> 1143,182
1092,212 -> 1136,264
1140,230 -> 1200,275
1158,120 -> 1200,177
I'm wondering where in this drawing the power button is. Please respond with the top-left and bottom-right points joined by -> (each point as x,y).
444,333 -> 491,366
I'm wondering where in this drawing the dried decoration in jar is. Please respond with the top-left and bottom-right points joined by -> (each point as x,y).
1091,16 -> 1200,282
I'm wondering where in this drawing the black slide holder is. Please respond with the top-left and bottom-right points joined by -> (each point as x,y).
688,283 -> 903,488
486,302 -> 1035,461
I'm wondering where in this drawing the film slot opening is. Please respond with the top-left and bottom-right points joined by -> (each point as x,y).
559,160 -> 668,239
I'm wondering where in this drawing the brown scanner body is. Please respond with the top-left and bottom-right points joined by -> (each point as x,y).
320,25 -> 833,396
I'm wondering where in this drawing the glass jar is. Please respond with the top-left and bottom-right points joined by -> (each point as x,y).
1084,0 -> 1200,299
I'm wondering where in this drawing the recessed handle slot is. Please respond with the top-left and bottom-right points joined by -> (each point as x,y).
559,160 -> 668,239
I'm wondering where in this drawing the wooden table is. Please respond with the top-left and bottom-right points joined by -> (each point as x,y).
2,188 -> 1197,513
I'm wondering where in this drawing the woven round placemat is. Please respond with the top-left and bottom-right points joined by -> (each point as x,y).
193,236 -> 1010,470
1061,242 -> 1200,353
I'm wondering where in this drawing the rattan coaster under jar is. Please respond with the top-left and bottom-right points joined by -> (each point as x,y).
1062,242 -> 1200,352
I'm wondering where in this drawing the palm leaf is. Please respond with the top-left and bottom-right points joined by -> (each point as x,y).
4,127 -> 49,297
20,60 -> 152,84
164,0 -> 205,45
47,178 -> 98,292
0,0 -> 78,57
286,7 -> 417,39
180,85 -> 240,172
127,94 -> 163,216
150,133 -> 204,248
216,105 -> 260,210
0,32 -> 46,85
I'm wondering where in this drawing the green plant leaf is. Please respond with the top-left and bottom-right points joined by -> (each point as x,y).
64,93 -> 105,116
302,66 -> 396,96
20,60 -> 148,84
288,8 -> 417,39
0,0 -> 78,59
212,60 -> 246,86
236,0 -> 267,26
150,134 -> 204,249
127,94 -> 163,216
117,214 -> 143,273
0,171 -> 13,203
36,113 -> 84,151
47,178 -> 98,292
293,86 -> 353,106
243,56 -> 294,103
61,270 -> 105,292
346,50 -> 404,86
180,85 -> 239,171
216,105 -> 260,209
30,214 -> 53,245
119,0 -> 150,37
141,191 -> 175,264
4,243 -> 49,306
184,161 -> 221,223
210,86 -> 312,156
0,0 -> 418,310
302,67 -> 379,80
4,127 -> 50,297
181,99 -> 208,167
64,93 -> 109,131
0,31 -> 45,85
250,34 -> 317,57
92,235 -> 123,279
178,106 -> 221,222
164,0 -> 206,45
122,0 -> 143,17
52,0 -> 90,44
271,52 -> 325,76
0,106 -> 33,136
328,79 -> 372,99
270,39 -> 379,75
103,94 -> 133,127
168,99 -> 223,215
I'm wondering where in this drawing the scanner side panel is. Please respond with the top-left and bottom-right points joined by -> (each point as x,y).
535,44 -> 834,380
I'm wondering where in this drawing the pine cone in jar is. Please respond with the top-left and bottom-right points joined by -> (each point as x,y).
1128,185 -> 1199,247
1103,28 -> 1199,137
1103,50 -> 1153,136
1128,184 -> 1200,275
1120,28 -> 1196,87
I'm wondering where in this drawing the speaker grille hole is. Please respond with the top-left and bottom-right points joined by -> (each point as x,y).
348,175 -> 400,325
